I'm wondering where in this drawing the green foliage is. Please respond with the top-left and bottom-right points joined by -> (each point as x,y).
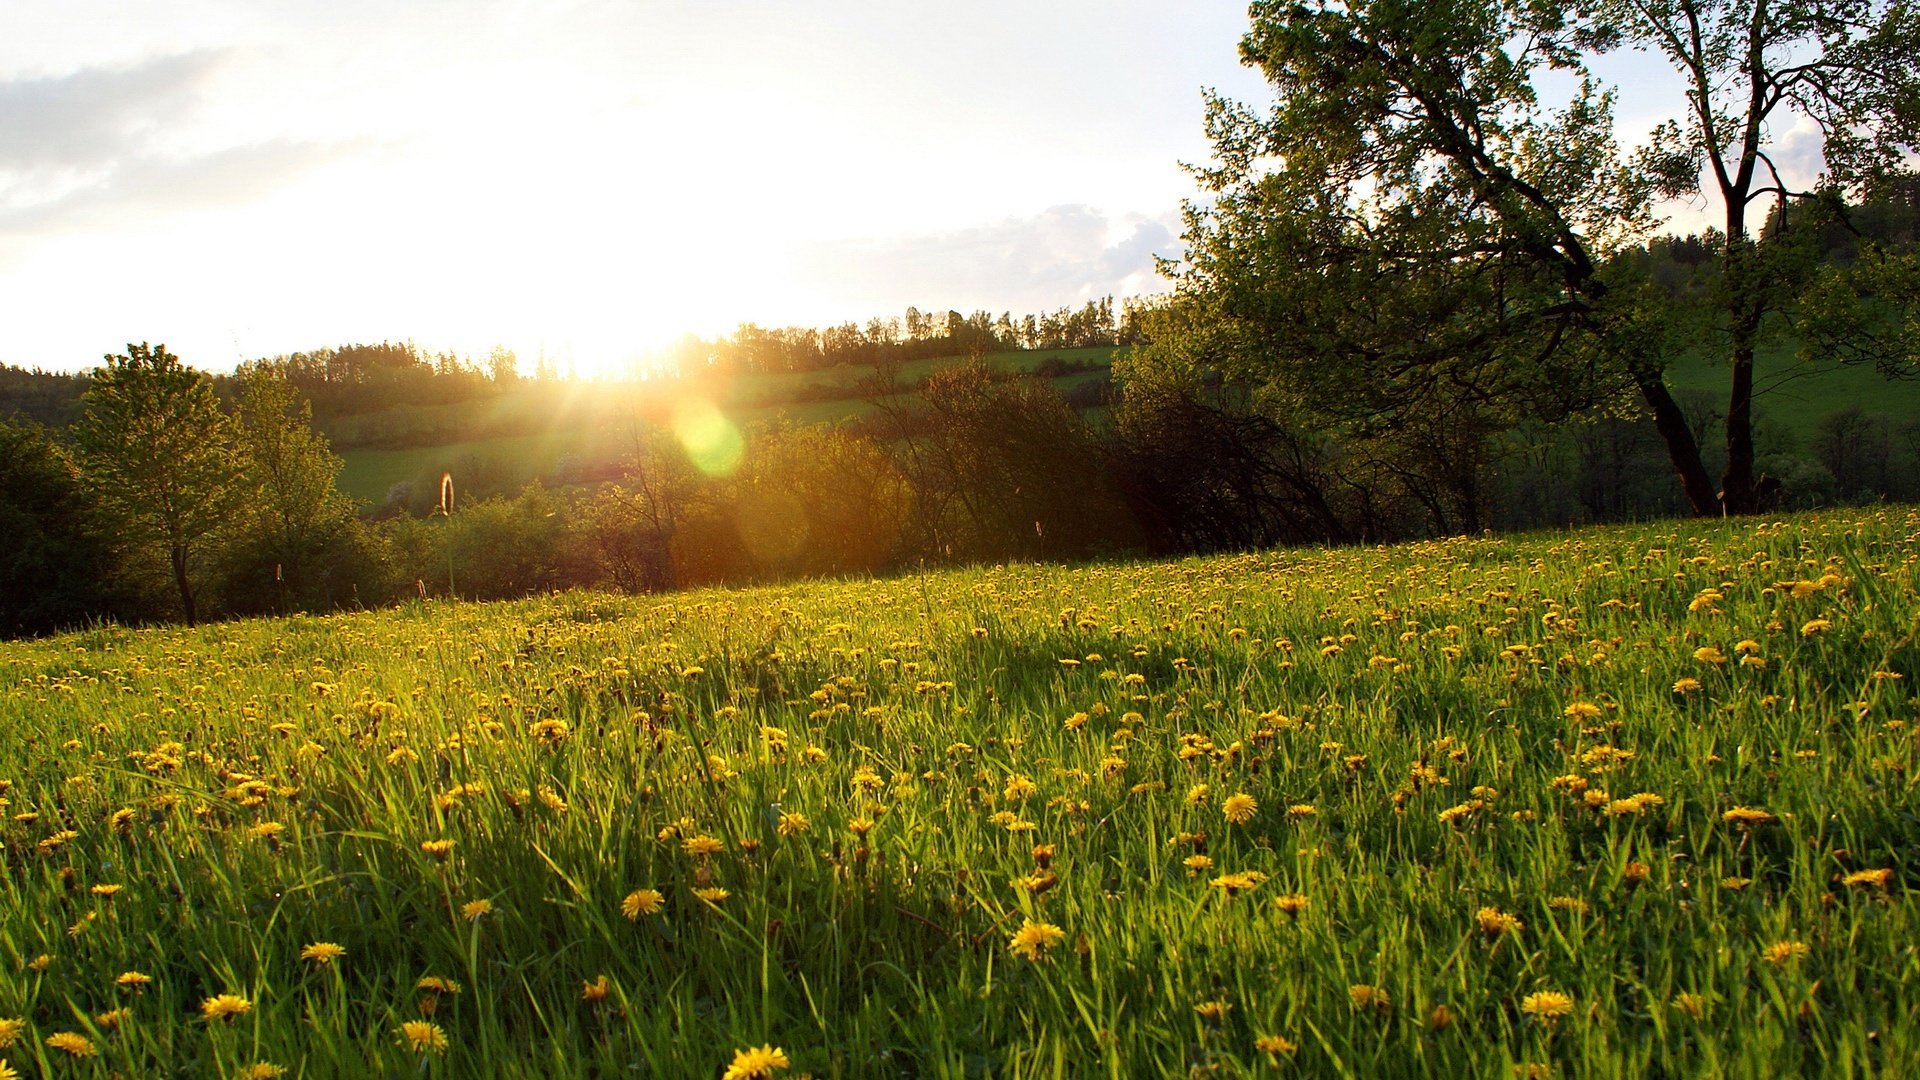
69,343 -> 247,625
0,508 -> 1914,1075
0,420 -> 127,636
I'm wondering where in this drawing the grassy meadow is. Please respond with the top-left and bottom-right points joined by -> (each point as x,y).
2,508 -> 1917,1077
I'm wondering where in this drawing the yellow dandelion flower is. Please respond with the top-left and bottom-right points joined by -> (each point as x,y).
1672,676 -> 1703,694
1274,893 -> 1310,916
581,975 -> 612,1002
1762,940 -> 1810,965
1348,984 -> 1391,1014
722,1044 -> 791,1080
1008,918 -> 1066,961
300,942 -> 346,965
1521,990 -> 1574,1022
45,1031 -> 97,1058
89,883 -> 123,898
1223,793 -> 1258,825
0,1018 -> 22,1048
1563,701 -> 1603,720
1546,896 -> 1589,914
93,1007 -> 130,1030
1255,1034 -> 1298,1056
420,839 -> 455,859
460,898 -> 493,921
398,1020 -> 448,1054
1671,992 -> 1708,1019
777,812 -> 811,837
683,834 -> 725,858
1800,618 -> 1832,637
693,886 -> 732,904
115,970 -> 152,989
622,888 -> 665,919
416,976 -> 462,995
1194,999 -> 1232,1021
0,1058 -> 18,1080
1476,906 -> 1523,938
1694,646 -> 1728,665
1840,868 -> 1893,889
200,994 -> 252,1022
1722,806 -> 1777,827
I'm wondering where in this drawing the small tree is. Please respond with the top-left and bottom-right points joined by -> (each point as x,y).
71,343 -> 245,626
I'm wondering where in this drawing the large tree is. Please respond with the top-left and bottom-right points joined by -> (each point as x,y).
71,343 -> 245,626
1168,0 -> 1918,516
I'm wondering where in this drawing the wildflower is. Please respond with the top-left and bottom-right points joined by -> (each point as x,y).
1274,893 -> 1310,916
201,994 -> 252,1021
1840,868 -> 1893,889
622,888 -> 665,919
1721,876 -> 1752,890
116,971 -> 152,989
1800,618 -> 1832,637
461,898 -> 493,921
1563,701 -> 1603,720
1210,871 -> 1268,897
1184,854 -> 1215,876
90,883 -> 123,898
1008,918 -> 1066,961
693,886 -> 732,904
776,812 -> 810,837
1623,861 -> 1651,884
1255,1034 -> 1298,1057
1762,940 -> 1810,965
1476,906 -> 1523,938
723,1044 -> 791,1080
235,1066 -> 287,1080
94,1007 -> 130,1030
1694,645 -> 1728,665
1672,677 -> 1703,695
420,839 -> 455,859
529,718 -> 570,743
1671,992 -> 1708,1019
1521,990 -> 1574,1023
416,976 -> 462,995
582,975 -> 612,1002
1288,803 -> 1318,818
26,955 -> 50,973
300,942 -> 346,965
683,834 -> 725,858
1348,984 -> 1391,1014
398,1020 -> 448,1054
0,1018 -> 21,1048
1722,806 -> 1777,828
45,1031 -> 97,1058
1194,999 -> 1232,1021
1223,793 -> 1258,825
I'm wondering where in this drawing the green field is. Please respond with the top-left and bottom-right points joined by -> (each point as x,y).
329,342 -> 1915,508
2,508 -> 1915,1076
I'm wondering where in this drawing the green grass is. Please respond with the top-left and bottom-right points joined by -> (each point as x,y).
1664,339 -> 1920,444
2,507 -> 1917,1076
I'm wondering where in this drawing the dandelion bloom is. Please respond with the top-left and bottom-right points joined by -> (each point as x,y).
89,883 -> 123,898
1476,906 -> 1523,938
1841,868 -> 1893,889
0,1018 -> 21,1048
1521,990 -> 1574,1022
420,839 -> 455,859
300,942 -> 346,965
1274,894 -> 1310,916
398,1020 -> 448,1054
1672,677 -> 1703,695
1722,806 -> 1777,828
777,812 -> 811,837
416,976 -> 462,995
201,994 -> 252,1022
693,887 -> 732,904
461,899 -> 493,921
1194,999 -> 1232,1021
722,1044 -> 791,1080
1210,871 -> 1268,897
235,1066 -> 287,1080
1563,701 -> 1603,720
1223,793 -> 1258,825
1008,918 -> 1067,961
45,1031 -> 97,1057
581,975 -> 612,1003
1671,992 -> 1708,1019
1762,940 -> 1811,965
1546,896 -> 1589,915
115,970 -> 153,989
683,834 -> 725,858
1348,984 -> 1391,1014
1255,1034 -> 1298,1056
1693,646 -> 1728,665
1800,618 -> 1832,637
622,888 -> 665,919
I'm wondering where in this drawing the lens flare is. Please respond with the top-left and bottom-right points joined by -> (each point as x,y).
672,399 -> 744,476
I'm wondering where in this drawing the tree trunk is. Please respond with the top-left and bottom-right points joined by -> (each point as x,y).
170,542 -> 197,627
1631,368 -> 1721,516
1720,334 -> 1757,513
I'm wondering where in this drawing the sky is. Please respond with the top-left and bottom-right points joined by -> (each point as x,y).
0,1 -> 1729,377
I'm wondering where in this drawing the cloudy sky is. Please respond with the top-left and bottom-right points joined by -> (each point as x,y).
2,1 -> 1709,375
